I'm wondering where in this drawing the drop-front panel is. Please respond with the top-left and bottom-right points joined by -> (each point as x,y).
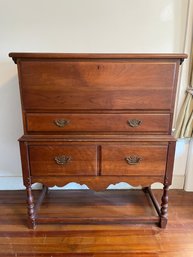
9,53 -> 187,228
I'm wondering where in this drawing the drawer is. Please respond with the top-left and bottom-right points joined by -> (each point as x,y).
20,60 -> 177,110
101,145 -> 168,176
29,145 -> 97,176
26,113 -> 170,133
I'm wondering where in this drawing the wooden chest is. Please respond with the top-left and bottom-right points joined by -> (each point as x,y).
9,53 -> 187,228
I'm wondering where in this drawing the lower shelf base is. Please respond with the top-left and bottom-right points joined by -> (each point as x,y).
36,216 -> 160,225
29,189 -> 164,228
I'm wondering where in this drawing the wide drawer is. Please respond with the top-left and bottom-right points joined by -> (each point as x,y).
19,60 -> 177,110
26,113 -> 170,133
101,144 -> 168,176
29,145 -> 97,176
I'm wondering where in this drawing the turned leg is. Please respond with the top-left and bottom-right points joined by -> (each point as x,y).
26,185 -> 36,229
160,184 -> 169,228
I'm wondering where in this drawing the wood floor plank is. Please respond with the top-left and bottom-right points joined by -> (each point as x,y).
0,189 -> 193,256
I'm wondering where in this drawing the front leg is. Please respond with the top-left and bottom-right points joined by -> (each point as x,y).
160,184 -> 169,228
26,184 -> 36,229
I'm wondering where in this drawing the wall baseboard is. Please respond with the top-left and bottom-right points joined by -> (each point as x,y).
151,175 -> 185,190
0,177 -> 40,190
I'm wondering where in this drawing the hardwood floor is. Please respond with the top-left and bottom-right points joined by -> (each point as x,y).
0,189 -> 193,257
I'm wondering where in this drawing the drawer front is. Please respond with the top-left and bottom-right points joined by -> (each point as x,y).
29,145 -> 97,176
101,145 -> 168,176
26,113 -> 170,133
20,60 -> 177,111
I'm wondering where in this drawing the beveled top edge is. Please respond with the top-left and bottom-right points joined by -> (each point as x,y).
18,134 -> 176,142
9,52 -> 188,64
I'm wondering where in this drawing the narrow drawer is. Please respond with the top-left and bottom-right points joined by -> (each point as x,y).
26,113 -> 170,133
29,145 -> 97,176
101,144 -> 168,176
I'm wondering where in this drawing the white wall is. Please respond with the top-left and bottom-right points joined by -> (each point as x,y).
0,0 -> 189,190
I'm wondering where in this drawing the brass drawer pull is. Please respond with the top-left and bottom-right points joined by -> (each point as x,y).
127,119 -> 142,127
125,155 -> 142,165
54,155 -> 72,165
54,119 -> 70,127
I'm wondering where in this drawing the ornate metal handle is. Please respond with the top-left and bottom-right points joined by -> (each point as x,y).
127,119 -> 142,127
125,155 -> 142,165
54,119 -> 70,127
54,155 -> 72,165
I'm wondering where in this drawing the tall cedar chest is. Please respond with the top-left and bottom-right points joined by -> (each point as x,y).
9,53 -> 187,228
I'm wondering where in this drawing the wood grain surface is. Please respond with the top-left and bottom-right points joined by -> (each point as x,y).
19,61 -> 177,110
0,189 -> 193,257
